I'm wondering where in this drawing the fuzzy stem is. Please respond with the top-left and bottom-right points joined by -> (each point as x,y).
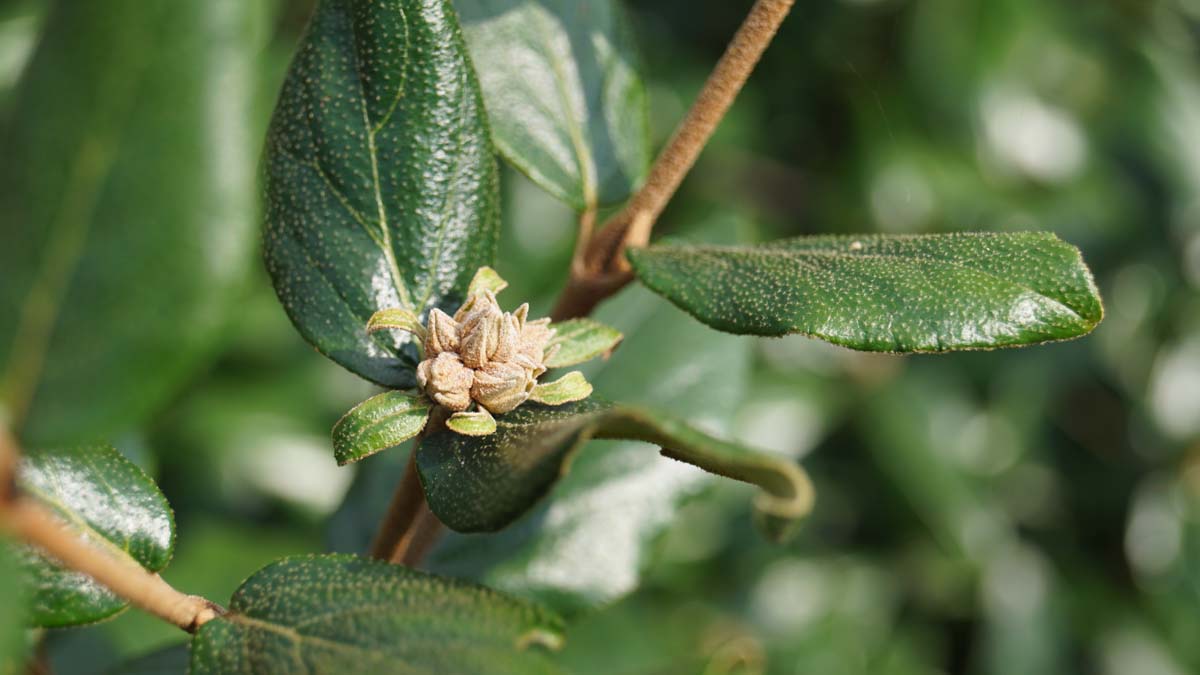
1,499 -> 221,632
553,0 -> 795,319
0,429 -> 220,633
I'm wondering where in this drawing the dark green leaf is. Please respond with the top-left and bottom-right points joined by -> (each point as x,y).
332,391 -> 431,465
0,0 -> 269,446
544,319 -> 623,369
0,542 -> 28,672
628,232 -> 1104,351
190,554 -> 564,675
455,0 -> 649,209
17,444 -> 175,627
264,0 -> 500,388
417,399 -> 811,537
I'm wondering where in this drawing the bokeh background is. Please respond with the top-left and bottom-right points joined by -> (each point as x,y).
4,0 -> 1200,673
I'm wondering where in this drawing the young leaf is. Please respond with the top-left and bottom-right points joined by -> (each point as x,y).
190,555 -> 565,675
544,319 -> 623,368
455,0 -> 650,209
448,409 -> 498,436
0,0 -> 268,446
416,399 -> 811,538
16,444 -> 175,627
332,392 -> 431,465
529,371 -> 593,406
628,232 -> 1104,352
264,0 -> 500,388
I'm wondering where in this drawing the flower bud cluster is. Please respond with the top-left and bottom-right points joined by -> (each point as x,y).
416,290 -> 556,414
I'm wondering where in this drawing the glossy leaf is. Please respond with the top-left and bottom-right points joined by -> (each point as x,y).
417,398 -> 811,536
190,555 -> 565,675
455,0 -> 649,209
544,319 -> 623,369
0,0 -> 268,445
332,391 -> 431,465
17,444 -> 175,627
628,232 -> 1104,352
264,0 -> 500,388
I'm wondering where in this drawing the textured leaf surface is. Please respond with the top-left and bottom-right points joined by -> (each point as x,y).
628,232 -> 1104,352
17,444 -> 175,627
264,0 -> 499,388
417,399 -> 810,535
0,0 -> 267,445
455,0 -> 649,209
190,555 -> 565,675
544,319 -> 623,369
332,391 -> 431,465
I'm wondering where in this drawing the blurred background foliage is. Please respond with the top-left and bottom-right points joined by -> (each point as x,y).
5,0 -> 1200,673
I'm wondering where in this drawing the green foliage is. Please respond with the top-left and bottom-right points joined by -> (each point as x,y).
332,391 -> 430,465
190,555 -> 565,675
0,543 -> 28,673
17,444 -> 174,627
455,0 -> 650,209
0,0 -> 268,445
263,0 -> 499,389
543,319 -> 624,368
418,398 -> 810,537
629,232 -> 1103,351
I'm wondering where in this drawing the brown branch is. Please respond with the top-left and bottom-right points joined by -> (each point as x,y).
553,0 -> 796,320
369,449 -> 428,561
0,428 -> 219,633
0,499 -> 221,632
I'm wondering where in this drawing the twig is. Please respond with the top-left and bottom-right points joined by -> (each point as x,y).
0,429 -> 220,633
390,502 -> 443,567
1,499 -> 220,632
369,449 -> 429,560
552,0 -> 796,319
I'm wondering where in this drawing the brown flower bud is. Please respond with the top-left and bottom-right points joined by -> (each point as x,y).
518,318 -> 554,364
471,360 -> 536,414
423,308 -> 459,357
458,292 -> 504,368
415,352 -> 474,412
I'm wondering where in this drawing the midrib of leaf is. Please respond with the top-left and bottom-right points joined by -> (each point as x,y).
0,14 -> 159,433
347,11 -> 415,314
532,6 -> 597,210
344,402 -> 427,446
675,245 -> 1093,323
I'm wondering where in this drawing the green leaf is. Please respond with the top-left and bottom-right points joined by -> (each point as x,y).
448,409 -> 498,436
529,371 -> 593,406
0,542 -> 28,672
0,0 -> 269,446
16,444 -> 175,627
264,0 -> 500,389
455,0 -> 649,209
365,308 -> 424,338
468,265 -> 509,296
190,554 -> 565,675
544,319 -> 623,369
332,392 -> 431,465
628,232 -> 1104,352
417,399 -> 811,537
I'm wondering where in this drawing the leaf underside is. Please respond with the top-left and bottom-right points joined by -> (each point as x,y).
17,444 -> 175,627
455,0 -> 649,209
628,232 -> 1104,352
416,399 -> 811,538
264,0 -> 499,388
190,555 -> 565,675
